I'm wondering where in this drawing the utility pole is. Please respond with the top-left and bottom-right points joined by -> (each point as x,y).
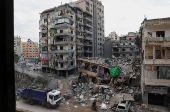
47,14 -> 49,71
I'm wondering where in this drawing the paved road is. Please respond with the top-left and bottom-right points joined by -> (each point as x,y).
16,100 -> 61,112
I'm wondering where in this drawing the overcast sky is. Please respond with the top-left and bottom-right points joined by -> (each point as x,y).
14,0 -> 170,42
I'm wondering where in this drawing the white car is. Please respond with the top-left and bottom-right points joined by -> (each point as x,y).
116,100 -> 131,112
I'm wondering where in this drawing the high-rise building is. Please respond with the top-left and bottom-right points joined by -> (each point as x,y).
140,17 -> 170,106
39,3 -> 93,76
74,0 -> 105,57
14,36 -> 22,56
22,39 -> 38,62
108,31 -> 119,41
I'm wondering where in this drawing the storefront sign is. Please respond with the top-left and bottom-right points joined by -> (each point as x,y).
147,87 -> 167,95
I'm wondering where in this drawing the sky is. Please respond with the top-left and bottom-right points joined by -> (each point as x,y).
14,0 -> 170,43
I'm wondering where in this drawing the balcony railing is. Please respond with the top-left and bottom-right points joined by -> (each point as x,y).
84,17 -> 92,22
53,41 -> 68,45
84,29 -> 93,34
49,23 -> 74,29
54,32 -> 74,37
50,49 -> 75,53
41,29 -> 47,33
146,37 -> 164,42
41,43 -> 47,46
77,35 -> 84,39
164,37 -> 170,41
85,36 -> 93,40
55,66 -> 76,70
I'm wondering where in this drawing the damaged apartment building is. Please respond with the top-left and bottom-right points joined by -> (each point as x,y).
141,17 -> 170,107
39,3 -> 93,76
112,32 -> 140,61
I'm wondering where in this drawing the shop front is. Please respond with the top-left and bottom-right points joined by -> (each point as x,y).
147,86 -> 169,107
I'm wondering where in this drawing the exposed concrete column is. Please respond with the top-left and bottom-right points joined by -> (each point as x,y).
153,46 -> 155,59
161,46 -> 162,59
66,71 -> 68,77
57,70 -> 59,76
165,47 -> 167,59
17,73 -> 19,79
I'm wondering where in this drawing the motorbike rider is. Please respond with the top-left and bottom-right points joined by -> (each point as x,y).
92,98 -> 97,107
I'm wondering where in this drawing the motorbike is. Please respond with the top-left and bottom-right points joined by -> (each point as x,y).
91,105 -> 98,111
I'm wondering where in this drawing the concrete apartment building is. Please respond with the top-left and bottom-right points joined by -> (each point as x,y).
112,32 -> 140,59
22,39 -> 38,62
141,17 -> 170,107
108,31 -> 119,41
74,0 -> 105,57
14,36 -> 22,57
39,3 -> 93,76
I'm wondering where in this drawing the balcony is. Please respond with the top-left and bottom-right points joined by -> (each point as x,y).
41,43 -> 47,46
55,58 -> 74,62
85,36 -> 93,40
41,29 -> 47,33
55,66 -> 76,70
144,59 -> 170,65
50,49 -> 75,53
77,35 -> 84,39
145,78 -> 170,87
40,36 -> 47,40
84,17 -> 92,22
84,29 -> 93,34
85,23 -> 92,28
49,23 -> 74,29
55,15 -> 74,21
54,32 -> 74,37
77,21 -> 84,25
146,37 -> 164,42
85,44 -> 93,46
85,50 -> 93,53
40,23 -> 47,28
77,42 -> 84,46
53,41 -> 68,45
164,37 -> 170,41
77,50 -> 83,53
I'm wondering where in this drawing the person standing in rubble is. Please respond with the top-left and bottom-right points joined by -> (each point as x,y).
102,87 -> 104,94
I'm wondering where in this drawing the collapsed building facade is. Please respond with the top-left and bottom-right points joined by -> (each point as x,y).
77,57 -> 140,87
141,17 -> 170,107
112,32 -> 140,60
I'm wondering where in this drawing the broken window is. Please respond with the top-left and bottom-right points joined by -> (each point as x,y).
156,31 -> 165,37
60,63 -> 63,68
60,46 -> 63,50
156,50 -> 165,59
60,30 -> 63,33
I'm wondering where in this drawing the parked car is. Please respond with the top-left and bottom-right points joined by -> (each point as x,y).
116,100 -> 131,112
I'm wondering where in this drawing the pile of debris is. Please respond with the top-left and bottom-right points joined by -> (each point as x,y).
61,73 -> 142,112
